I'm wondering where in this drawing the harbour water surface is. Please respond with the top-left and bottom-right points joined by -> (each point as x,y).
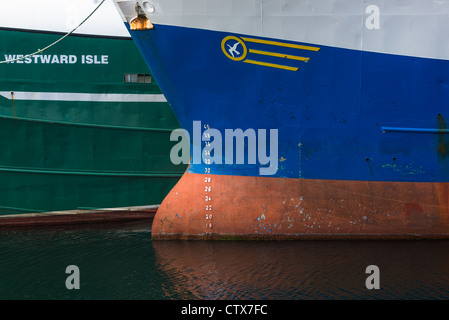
0,221 -> 448,300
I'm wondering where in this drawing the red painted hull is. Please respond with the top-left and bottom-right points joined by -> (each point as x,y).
152,173 -> 449,239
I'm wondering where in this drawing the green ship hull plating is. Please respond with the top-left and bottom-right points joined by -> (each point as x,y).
0,28 -> 185,218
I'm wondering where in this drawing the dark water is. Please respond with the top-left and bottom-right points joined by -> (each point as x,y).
0,221 -> 448,300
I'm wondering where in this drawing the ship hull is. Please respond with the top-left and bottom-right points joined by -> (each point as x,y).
154,173 -> 449,239
0,21 -> 186,220
115,0 -> 449,238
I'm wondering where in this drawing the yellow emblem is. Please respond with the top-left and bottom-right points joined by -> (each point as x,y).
221,36 -> 320,71
221,36 -> 247,61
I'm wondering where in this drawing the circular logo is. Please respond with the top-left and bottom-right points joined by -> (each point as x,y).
221,36 -> 247,61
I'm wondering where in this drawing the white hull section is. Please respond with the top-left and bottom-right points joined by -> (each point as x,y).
117,0 -> 449,60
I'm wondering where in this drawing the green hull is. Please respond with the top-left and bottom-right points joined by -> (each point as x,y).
0,28 -> 185,216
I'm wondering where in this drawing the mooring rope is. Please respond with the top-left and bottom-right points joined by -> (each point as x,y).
0,0 -> 106,64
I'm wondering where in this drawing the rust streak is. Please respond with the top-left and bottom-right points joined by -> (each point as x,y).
11,91 -> 15,117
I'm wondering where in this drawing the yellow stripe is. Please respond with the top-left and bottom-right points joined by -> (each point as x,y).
242,37 -> 320,51
243,59 -> 298,71
249,49 -> 310,61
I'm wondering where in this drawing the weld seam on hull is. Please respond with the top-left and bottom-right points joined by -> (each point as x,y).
0,115 -> 175,133
0,205 -> 45,214
0,166 -> 184,177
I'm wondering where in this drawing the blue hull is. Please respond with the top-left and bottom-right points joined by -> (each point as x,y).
127,23 -> 449,183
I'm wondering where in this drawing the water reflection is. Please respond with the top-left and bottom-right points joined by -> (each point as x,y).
0,221 -> 448,300
0,222 -> 161,300
153,240 -> 449,300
